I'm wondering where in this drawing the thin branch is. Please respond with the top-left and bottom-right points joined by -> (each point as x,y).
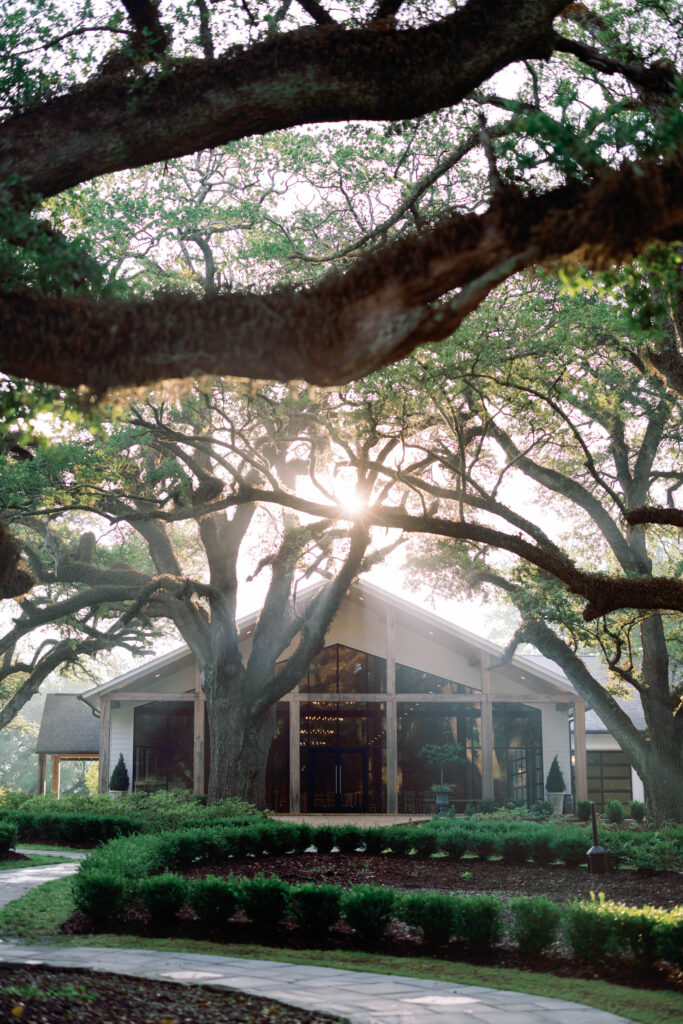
294,0 -> 335,25
552,31 -> 677,94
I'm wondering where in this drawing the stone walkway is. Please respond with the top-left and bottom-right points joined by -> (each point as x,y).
0,859 -> 635,1024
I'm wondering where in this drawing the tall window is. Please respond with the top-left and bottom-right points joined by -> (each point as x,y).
133,702 -> 193,792
397,702 -> 482,811
492,703 -> 543,807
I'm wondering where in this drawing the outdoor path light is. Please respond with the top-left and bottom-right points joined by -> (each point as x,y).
587,801 -> 609,874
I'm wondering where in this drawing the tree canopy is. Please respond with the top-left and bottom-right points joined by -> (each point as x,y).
0,381 -> 401,802
0,0 -> 682,396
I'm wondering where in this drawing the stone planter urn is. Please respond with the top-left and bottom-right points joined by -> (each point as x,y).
432,786 -> 452,816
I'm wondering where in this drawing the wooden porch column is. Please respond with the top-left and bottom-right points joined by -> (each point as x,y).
574,699 -> 588,802
289,699 -> 300,813
386,608 -> 398,814
193,665 -> 206,795
51,755 -> 61,798
480,655 -> 494,800
98,697 -> 111,793
37,753 -> 47,795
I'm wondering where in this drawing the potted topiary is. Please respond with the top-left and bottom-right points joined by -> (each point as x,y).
108,753 -> 130,797
545,755 -> 567,815
419,743 -> 464,815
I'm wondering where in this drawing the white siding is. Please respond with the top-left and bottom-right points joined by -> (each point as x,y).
109,704 -> 134,792
541,705 -> 572,796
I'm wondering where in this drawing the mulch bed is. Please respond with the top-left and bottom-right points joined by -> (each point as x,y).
183,852 -> 682,908
60,852 -> 683,993
0,963 -> 338,1024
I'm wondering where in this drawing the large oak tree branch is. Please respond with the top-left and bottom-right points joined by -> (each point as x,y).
2,154 -> 682,393
626,505 -> 683,528
232,485 -> 683,621
0,1 -> 565,204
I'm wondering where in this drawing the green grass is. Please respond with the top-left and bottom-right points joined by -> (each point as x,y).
0,854 -> 77,870
0,877 -> 75,936
0,878 -> 679,1024
15,843 -> 86,855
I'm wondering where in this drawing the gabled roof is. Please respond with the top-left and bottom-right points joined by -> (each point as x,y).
81,578 -> 577,708
35,694 -> 100,755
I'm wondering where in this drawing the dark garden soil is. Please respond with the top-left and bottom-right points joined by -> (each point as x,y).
61,853 -> 683,994
0,963 -> 339,1024
184,852 -> 683,908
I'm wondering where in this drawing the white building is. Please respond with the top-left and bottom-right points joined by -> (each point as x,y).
71,581 -> 589,813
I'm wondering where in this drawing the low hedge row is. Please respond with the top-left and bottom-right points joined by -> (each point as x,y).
0,791 -> 255,829
73,818 -> 681,877
0,808 -> 259,847
0,820 -> 18,856
4,807 -> 678,874
72,870 -> 682,968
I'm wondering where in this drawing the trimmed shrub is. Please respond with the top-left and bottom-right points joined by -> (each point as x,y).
400,892 -> 459,946
576,800 -> 592,822
362,827 -> 388,856
385,826 -> 412,856
478,798 -> 497,814
411,829 -> 438,858
626,835 -> 678,875
564,895 -> 618,962
72,869 -> 127,928
335,824 -> 363,854
235,823 -> 263,857
530,800 -> 553,817
655,909 -> 683,969
470,828 -> 499,861
0,819 -> 18,856
554,833 -> 588,869
629,800 -> 646,823
501,832 -> 529,865
312,826 -> 335,854
440,828 -> 467,860
529,831 -> 555,866
108,753 -> 129,792
613,904 -> 661,967
342,884 -> 396,943
546,756 -> 566,793
238,873 -> 290,927
190,875 -> 238,929
509,896 -> 561,953
138,872 -> 188,926
289,883 -> 342,940
605,800 -> 625,824
453,894 -> 503,952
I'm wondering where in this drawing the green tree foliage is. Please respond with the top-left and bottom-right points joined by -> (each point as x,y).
0,0 -> 681,399
227,268 -> 683,822
0,379 -> 401,804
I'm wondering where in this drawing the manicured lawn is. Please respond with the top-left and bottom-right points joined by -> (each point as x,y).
0,855 -> 77,870
15,844 -> 85,855
0,878 -> 679,1024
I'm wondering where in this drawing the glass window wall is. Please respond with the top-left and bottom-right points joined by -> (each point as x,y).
133,701 -> 193,793
492,703 -> 543,807
397,702 -> 482,813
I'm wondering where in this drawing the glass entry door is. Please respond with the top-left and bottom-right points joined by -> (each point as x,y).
307,747 -> 368,813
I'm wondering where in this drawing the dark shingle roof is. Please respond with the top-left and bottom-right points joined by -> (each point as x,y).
35,694 -> 100,755
585,692 -> 646,733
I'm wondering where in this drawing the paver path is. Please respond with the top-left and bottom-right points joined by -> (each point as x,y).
0,861 -> 80,908
0,862 -> 636,1024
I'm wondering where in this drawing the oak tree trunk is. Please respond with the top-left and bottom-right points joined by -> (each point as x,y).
201,657 -> 276,808
639,615 -> 683,825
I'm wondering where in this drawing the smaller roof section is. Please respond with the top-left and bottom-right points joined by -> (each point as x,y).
585,691 -> 646,733
35,694 -> 100,755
